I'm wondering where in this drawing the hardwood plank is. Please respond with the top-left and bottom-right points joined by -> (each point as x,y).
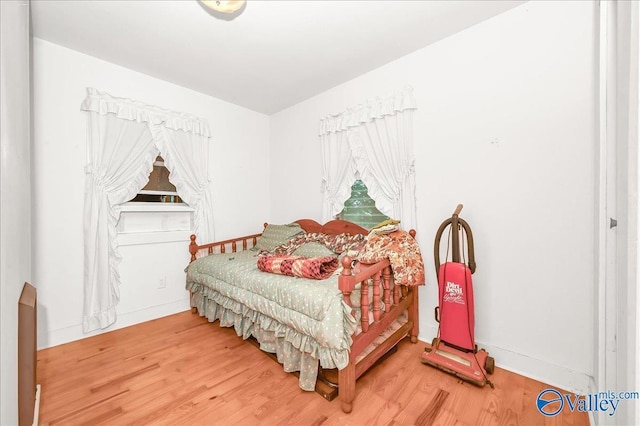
414,388 -> 449,426
37,311 -> 590,426
43,388 -> 129,425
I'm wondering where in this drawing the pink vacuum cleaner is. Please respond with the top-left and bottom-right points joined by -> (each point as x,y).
420,204 -> 494,387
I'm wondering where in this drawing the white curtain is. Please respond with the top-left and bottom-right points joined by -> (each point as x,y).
153,126 -> 214,242
81,88 -> 212,333
318,127 -> 357,223
319,86 -> 418,229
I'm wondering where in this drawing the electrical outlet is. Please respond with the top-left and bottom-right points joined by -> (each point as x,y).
158,277 -> 166,289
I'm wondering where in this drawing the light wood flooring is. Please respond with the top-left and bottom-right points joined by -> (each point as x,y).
37,311 -> 589,425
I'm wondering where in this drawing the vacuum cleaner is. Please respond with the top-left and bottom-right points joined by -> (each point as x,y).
420,204 -> 494,387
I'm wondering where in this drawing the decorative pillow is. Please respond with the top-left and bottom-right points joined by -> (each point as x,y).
292,242 -> 336,258
255,223 -> 304,252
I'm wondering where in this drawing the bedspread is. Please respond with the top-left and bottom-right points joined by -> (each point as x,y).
257,255 -> 339,279
356,230 -> 426,286
185,250 -> 358,390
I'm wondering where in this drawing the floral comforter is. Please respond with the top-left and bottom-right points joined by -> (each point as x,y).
356,230 -> 426,286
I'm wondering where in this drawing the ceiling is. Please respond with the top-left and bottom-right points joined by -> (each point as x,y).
31,0 -> 525,115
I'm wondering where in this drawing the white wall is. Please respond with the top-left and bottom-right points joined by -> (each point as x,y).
32,38 -> 271,348
270,1 -> 596,393
0,1 -> 32,424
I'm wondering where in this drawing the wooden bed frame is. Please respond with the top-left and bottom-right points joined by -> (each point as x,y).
188,219 -> 420,413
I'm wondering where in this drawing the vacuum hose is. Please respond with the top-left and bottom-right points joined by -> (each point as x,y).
433,204 -> 476,274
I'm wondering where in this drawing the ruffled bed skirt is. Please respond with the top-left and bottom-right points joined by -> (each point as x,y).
187,282 -> 353,391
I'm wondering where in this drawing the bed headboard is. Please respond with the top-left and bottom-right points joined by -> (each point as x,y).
295,219 -> 368,236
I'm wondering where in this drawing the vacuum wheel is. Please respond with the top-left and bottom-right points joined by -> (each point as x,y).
485,356 -> 495,375
425,338 -> 438,353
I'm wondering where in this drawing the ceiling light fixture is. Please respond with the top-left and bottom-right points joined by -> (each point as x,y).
200,0 -> 245,14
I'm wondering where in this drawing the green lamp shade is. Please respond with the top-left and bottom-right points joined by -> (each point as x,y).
338,180 -> 389,230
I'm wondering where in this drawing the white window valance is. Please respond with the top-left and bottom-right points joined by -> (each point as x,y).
81,88 -> 211,137
319,86 -> 418,230
80,88 -> 214,333
319,86 -> 417,134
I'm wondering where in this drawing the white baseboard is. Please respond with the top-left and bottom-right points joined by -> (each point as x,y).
587,376 -> 597,426
418,326 -> 592,396
39,299 -> 190,349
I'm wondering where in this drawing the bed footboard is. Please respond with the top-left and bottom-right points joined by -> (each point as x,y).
337,230 -> 420,413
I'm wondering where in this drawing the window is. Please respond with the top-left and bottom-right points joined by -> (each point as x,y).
131,156 -> 183,203
119,155 -> 194,242
337,180 -> 389,230
120,155 -> 193,240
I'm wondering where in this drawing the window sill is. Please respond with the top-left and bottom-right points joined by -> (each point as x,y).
119,202 -> 194,213
117,230 -> 192,246
117,202 -> 194,235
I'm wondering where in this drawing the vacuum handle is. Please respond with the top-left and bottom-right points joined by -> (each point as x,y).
451,204 -> 463,263
434,205 -> 477,274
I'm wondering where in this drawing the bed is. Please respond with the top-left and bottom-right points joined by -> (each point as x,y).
185,219 -> 423,413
